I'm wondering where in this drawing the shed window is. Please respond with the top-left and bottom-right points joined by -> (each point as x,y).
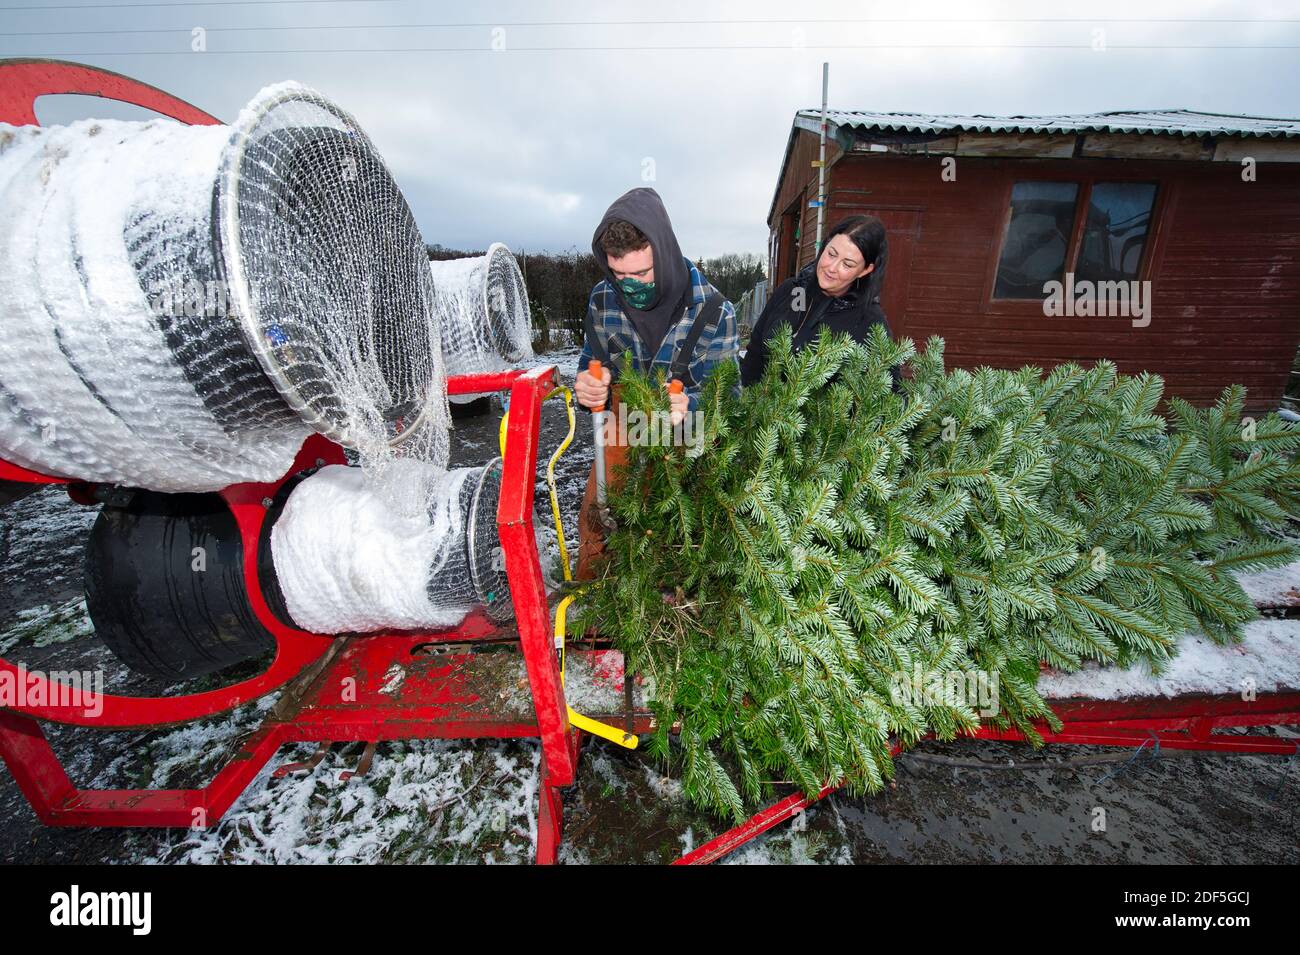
1075,182 -> 1158,283
993,179 -> 1159,300
993,182 -> 1079,299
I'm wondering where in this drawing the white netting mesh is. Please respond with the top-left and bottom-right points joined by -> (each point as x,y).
270,458 -> 513,632
0,82 -> 532,634
0,82 -> 448,493
220,84 -> 449,473
0,118 -> 309,491
428,243 -> 532,401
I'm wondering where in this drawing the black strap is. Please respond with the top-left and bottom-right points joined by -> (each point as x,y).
585,289 -> 726,386
669,290 -> 725,387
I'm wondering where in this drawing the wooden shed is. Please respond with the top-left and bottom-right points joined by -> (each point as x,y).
767,109 -> 1300,411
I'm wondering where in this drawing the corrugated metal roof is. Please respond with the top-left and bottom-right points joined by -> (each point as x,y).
797,108 -> 1300,139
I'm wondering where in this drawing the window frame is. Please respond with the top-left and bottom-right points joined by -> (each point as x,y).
983,172 -> 1165,312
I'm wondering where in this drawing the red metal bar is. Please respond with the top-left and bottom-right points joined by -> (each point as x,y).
679,693 -> 1300,865
1048,690 -> 1300,725
0,459 -> 68,486
675,784 -> 841,866
498,366 -> 576,786
975,725 -> 1299,755
46,725 -> 289,828
0,710 -> 292,828
537,757 -> 563,866
0,711 -> 79,824
675,739 -> 908,866
0,58 -> 219,127
445,370 -> 530,397
0,636 -> 335,729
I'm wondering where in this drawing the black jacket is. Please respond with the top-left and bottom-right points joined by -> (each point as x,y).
740,263 -> 893,387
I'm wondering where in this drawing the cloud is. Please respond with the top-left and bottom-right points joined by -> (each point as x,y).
7,0 -> 1300,258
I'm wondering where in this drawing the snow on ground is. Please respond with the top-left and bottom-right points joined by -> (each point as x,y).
141,739 -> 541,865
0,483 -> 99,631
0,595 -> 93,655
719,810 -> 854,865
1040,618 -> 1300,700
1237,557 -> 1300,607
1038,561 -> 1300,700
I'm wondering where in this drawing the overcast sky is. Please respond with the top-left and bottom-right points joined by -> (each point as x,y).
4,0 -> 1299,257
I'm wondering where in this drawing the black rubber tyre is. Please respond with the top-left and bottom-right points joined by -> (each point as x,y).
85,490 -> 281,680
0,480 -> 41,508
449,395 -> 493,419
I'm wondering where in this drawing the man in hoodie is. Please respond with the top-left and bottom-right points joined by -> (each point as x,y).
574,187 -> 739,579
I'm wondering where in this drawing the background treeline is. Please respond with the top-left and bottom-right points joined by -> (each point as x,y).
427,244 -> 766,350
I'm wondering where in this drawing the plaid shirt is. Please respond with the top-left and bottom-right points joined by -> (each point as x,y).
579,258 -> 740,411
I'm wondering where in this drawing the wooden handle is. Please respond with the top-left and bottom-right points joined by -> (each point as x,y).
588,359 -> 605,413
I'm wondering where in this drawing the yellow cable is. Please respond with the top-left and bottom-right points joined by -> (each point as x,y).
501,384 -> 631,746
498,385 -> 576,582
543,386 -> 576,583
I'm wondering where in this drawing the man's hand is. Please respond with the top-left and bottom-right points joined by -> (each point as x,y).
667,381 -> 688,426
576,365 -> 611,410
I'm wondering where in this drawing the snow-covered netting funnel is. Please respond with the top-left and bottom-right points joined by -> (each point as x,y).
220,85 -> 448,464
271,458 -> 514,633
0,82 -> 447,492
429,243 -> 532,402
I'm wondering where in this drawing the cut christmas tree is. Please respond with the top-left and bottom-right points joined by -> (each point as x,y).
576,326 -> 1300,821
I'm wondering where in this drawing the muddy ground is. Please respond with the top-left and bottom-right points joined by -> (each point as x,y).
1,348 -> 1296,864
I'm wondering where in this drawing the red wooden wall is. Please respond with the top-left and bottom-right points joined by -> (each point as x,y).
768,129 -> 1300,412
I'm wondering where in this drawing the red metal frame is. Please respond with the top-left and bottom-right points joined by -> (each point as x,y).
0,435 -> 344,729
0,367 -> 594,861
0,58 -> 219,127
678,690 -> 1300,865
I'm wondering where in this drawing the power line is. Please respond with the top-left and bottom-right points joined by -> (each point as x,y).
10,43 -> 1300,54
6,17 -> 1300,36
0,0 -> 391,11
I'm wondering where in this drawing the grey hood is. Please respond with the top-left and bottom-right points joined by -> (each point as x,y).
591,187 -> 691,355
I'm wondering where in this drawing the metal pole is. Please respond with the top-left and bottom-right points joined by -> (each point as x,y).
588,359 -> 607,510
815,61 -> 829,253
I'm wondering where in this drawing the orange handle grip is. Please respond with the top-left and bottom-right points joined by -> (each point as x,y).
587,359 -> 606,413
668,379 -> 684,395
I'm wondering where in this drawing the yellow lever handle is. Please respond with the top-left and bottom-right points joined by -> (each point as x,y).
554,593 -> 638,750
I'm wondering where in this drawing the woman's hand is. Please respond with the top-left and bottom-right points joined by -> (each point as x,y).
576,365 -> 611,410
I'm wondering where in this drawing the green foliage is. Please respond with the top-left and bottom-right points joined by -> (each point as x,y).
576,326 -> 1300,821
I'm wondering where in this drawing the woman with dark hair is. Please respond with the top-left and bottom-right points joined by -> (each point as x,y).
740,215 -> 891,386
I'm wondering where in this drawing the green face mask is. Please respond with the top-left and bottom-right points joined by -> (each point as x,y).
618,275 -> 656,309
